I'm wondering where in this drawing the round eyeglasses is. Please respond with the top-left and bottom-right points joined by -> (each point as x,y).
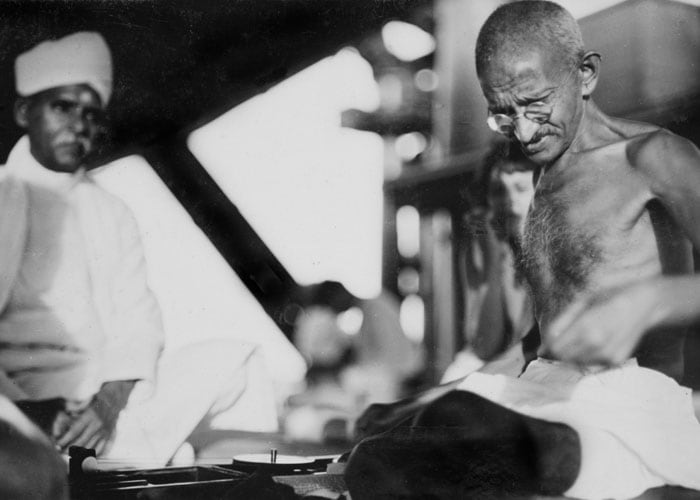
486,62 -> 581,137
487,106 -> 551,136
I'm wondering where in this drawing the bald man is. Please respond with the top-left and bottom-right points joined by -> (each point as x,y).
346,2 -> 700,498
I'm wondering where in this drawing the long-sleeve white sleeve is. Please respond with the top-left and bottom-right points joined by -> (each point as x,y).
100,205 -> 164,389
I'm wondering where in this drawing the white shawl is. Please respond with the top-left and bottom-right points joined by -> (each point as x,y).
0,137 -> 163,401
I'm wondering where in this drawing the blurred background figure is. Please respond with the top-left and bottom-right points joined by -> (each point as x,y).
284,280 -> 424,442
442,144 -> 536,382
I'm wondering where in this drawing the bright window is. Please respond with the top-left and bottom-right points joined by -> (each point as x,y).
93,47 -> 385,390
92,157 -> 307,388
188,48 -> 384,299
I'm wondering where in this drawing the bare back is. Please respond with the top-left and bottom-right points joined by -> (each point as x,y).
518,119 -> 694,379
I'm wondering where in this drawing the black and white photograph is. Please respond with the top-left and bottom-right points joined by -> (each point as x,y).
0,0 -> 699,498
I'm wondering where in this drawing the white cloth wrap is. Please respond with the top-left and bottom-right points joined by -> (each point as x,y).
0,136 -> 163,400
457,358 -> 700,499
15,31 -> 112,105
0,138 -> 280,464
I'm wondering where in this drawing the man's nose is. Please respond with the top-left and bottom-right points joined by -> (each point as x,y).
513,116 -> 539,144
68,111 -> 89,135
70,118 -> 86,135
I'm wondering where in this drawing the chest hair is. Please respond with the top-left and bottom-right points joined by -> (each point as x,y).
516,194 -> 603,320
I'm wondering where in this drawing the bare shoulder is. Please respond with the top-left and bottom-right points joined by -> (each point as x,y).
625,129 -> 700,193
607,114 -> 659,139
627,128 -> 697,164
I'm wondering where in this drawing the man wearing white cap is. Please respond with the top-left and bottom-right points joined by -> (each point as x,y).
0,32 -> 279,465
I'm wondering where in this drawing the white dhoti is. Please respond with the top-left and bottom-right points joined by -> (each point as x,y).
104,339 -> 278,466
457,358 -> 700,500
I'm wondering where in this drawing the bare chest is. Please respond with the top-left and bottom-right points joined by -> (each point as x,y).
518,154 -> 667,324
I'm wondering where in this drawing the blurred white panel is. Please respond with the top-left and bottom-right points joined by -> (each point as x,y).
188,48 -> 383,299
395,132 -> 428,161
400,294 -> 425,343
396,205 -> 421,258
382,21 -> 436,61
92,156 -> 306,389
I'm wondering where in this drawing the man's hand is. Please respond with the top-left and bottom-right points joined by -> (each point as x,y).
53,405 -> 113,454
53,380 -> 136,455
544,283 -> 661,366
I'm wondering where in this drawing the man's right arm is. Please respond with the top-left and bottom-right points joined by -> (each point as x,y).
545,131 -> 700,366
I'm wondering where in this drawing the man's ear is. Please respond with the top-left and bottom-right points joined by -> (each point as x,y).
580,51 -> 601,98
13,98 -> 29,129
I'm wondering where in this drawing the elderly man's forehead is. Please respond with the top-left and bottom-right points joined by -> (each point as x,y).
32,84 -> 104,107
483,46 -> 571,86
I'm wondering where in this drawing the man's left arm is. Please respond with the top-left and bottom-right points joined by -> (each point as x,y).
547,131 -> 700,365
55,204 -> 165,453
101,206 -> 165,386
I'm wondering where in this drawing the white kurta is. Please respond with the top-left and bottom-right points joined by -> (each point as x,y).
0,136 -> 164,402
0,137 -> 279,465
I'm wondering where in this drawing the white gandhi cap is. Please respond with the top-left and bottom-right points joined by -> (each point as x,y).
15,31 -> 113,106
